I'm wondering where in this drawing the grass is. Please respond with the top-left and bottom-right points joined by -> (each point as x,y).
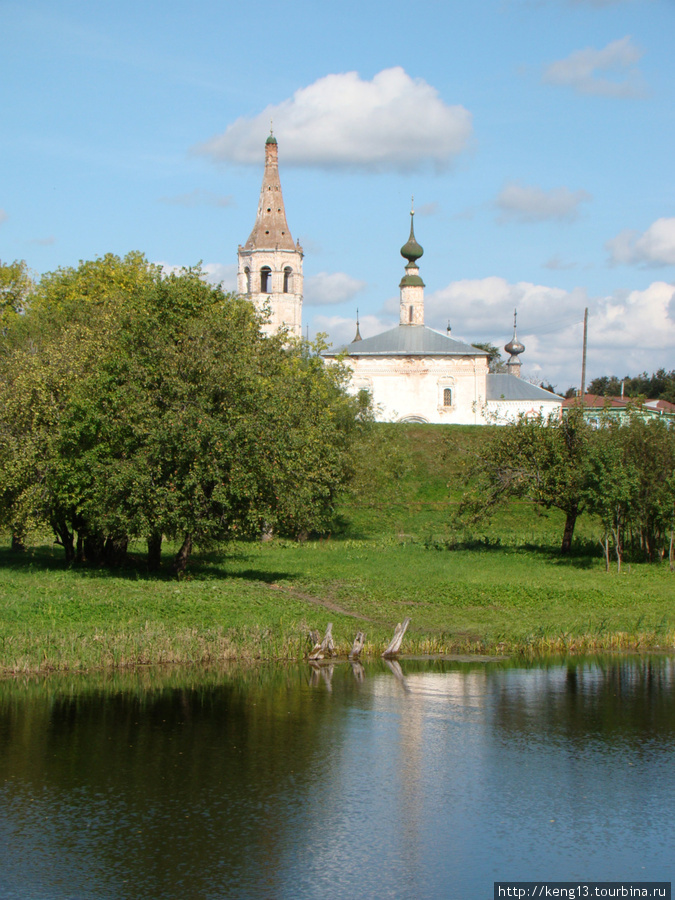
1,424 -> 674,676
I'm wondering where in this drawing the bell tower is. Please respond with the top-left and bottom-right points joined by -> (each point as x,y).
399,203 -> 425,326
237,132 -> 303,338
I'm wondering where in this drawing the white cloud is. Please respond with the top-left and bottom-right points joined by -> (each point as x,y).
606,218 -> 675,267
425,277 -> 584,337
0,209 -> 7,225
312,312 -> 396,348
544,255 -> 577,270
154,261 -> 238,291
201,263 -> 238,290
496,181 -> 591,222
158,189 -> 234,208
419,276 -> 675,390
543,36 -> 647,98
416,202 -> 439,217
193,67 -> 473,173
304,271 -> 367,306
28,235 -> 56,246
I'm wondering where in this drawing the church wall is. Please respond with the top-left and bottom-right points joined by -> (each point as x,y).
345,356 -> 489,425
483,398 -> 562,424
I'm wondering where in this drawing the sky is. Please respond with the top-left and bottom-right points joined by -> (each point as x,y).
2,0 -> 674,393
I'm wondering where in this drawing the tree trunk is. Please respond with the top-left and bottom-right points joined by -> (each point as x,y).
173,534 -> 193,575
10,533 -> 26,553
83,531 -> 105,565
560,506 -> 578,555
104,536 -> 128,568
53,521 -> 75,564
147,531 -> 163,572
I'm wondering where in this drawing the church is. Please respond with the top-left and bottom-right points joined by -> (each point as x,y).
237,134 -> 562,424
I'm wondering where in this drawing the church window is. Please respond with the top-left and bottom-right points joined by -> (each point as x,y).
409,305 -> 413,323
443,388 -> 453,407
260,267 -> 272,292
244,267 -> 251,293
283,267 -> 292,293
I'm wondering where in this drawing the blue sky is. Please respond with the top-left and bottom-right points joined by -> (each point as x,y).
2,0 -> 674,391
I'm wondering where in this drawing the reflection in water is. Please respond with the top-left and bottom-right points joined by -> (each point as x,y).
0,656 -> 674,899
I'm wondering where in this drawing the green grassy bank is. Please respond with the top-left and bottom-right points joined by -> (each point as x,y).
1,425 -> 674,675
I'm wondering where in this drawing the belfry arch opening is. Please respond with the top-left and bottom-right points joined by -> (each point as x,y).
283,267 -> 292,293
260,267 -> 272,293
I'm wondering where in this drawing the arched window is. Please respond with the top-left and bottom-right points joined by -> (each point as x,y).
409,305 -> 413,323
244,267 -> 251,293
283,267 -> 292,293
260,266 -> 272,293
443,388 -> 453,407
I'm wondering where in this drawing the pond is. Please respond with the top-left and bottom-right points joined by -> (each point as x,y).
0,655 -> 674,899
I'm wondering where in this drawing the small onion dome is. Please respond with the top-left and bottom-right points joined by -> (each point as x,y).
266,133 -> 278,145
504,335 -> 525,357
400,212 -> 424,265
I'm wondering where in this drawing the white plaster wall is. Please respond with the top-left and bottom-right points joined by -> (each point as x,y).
483,399 -> 562,424
346,356 -> 489,424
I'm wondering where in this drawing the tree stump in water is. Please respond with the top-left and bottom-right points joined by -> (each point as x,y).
308,623 -> 334,660
382,618 -> 410,658
349,631 -> 366,660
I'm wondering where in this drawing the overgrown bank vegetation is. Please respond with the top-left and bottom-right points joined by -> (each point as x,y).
2,423 -> 675,675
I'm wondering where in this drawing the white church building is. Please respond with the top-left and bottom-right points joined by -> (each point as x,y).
238,135 -> 562,425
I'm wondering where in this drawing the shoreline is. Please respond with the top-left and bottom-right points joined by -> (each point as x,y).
2,629 -> 674,680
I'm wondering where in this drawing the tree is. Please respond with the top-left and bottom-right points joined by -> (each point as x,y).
0,255 -> 367,572
582,416 -> 675,570
0,253 -> 157,559
457,409 -> 591,553
582,423 -> 638,571
472,342 -> 506,373
587,369 -> 675,403
0,260 -> 34,342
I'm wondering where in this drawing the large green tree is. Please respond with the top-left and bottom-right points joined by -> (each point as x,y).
457,409 -> 591,553
0,255 -> 367,571
583,416 -> 675,569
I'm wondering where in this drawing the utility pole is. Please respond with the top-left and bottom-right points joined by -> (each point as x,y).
580,307 -> 588,398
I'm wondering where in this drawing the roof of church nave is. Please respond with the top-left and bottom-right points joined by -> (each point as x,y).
241,129 -> 299,254
328,324 -> 491,358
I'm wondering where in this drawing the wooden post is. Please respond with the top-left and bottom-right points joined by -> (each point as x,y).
349,631 -> 366,660
580,307 -> 588,398
382,618 -> 410,658
308,623 -> 334,660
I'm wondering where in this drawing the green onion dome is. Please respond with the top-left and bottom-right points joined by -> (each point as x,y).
400,212 -> 424,265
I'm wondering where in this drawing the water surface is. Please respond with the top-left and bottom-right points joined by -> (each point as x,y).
1,655 -> 673,899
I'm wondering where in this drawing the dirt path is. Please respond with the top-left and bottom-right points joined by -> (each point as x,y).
267,582 -> 379,623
